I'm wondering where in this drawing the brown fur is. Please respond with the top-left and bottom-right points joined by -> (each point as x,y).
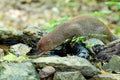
36,16 -> 117,56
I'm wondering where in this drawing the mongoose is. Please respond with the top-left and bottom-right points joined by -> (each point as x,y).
36,16 -> 118,56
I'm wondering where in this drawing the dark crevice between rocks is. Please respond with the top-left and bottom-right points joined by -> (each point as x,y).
0,38 -> 22,45
47,41 -> 90,59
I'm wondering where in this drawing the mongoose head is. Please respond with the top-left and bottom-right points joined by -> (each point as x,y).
36,35 -> 55,56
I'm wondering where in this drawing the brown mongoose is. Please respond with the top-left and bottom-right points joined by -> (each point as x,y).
36,16 -> 118,56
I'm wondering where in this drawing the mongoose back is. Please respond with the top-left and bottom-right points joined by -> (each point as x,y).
36,16 -> 117,56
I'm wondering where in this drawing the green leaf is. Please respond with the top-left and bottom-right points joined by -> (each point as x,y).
105,1 -> 120,8
90,11 -> 112,16
49,20 -> 56,25
44,16 -> 68,31
115,26 -> 120,35
58,16 -> 68,22
72,36 -> 85,42
105,1 -> 115,5
68,2 -> 76,7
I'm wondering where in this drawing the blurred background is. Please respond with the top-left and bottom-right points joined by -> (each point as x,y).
0,0 -> 120,35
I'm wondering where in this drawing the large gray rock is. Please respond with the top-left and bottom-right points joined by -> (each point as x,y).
103,55 -> 120,72
90,74 -> 120,80
23,26 -> 44,38
0,62 -> 39,80
0,26 -> 44,48
32,56 -> 100,77
53,71 -> 86,80
0,26 -> 23,39
0,24 -> 43,39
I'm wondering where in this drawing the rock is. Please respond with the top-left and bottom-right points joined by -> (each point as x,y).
22,26 -> 45,48
39,66 -> 56,78
103,55 -> 120,72
0,48 -> 4,58
90,74 -> 120,80
85,38 -> 105,49
0,62 -> 39,80
53,71 -> 86,80
0,26 -> 22,45
23,26 -> 44,38
0,26 -> 45,56
96,39 -> 120,61
0,26 -> 44,50
9,43 -> 32,56
0,26 -> 23,39
32,56 -> 100,77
